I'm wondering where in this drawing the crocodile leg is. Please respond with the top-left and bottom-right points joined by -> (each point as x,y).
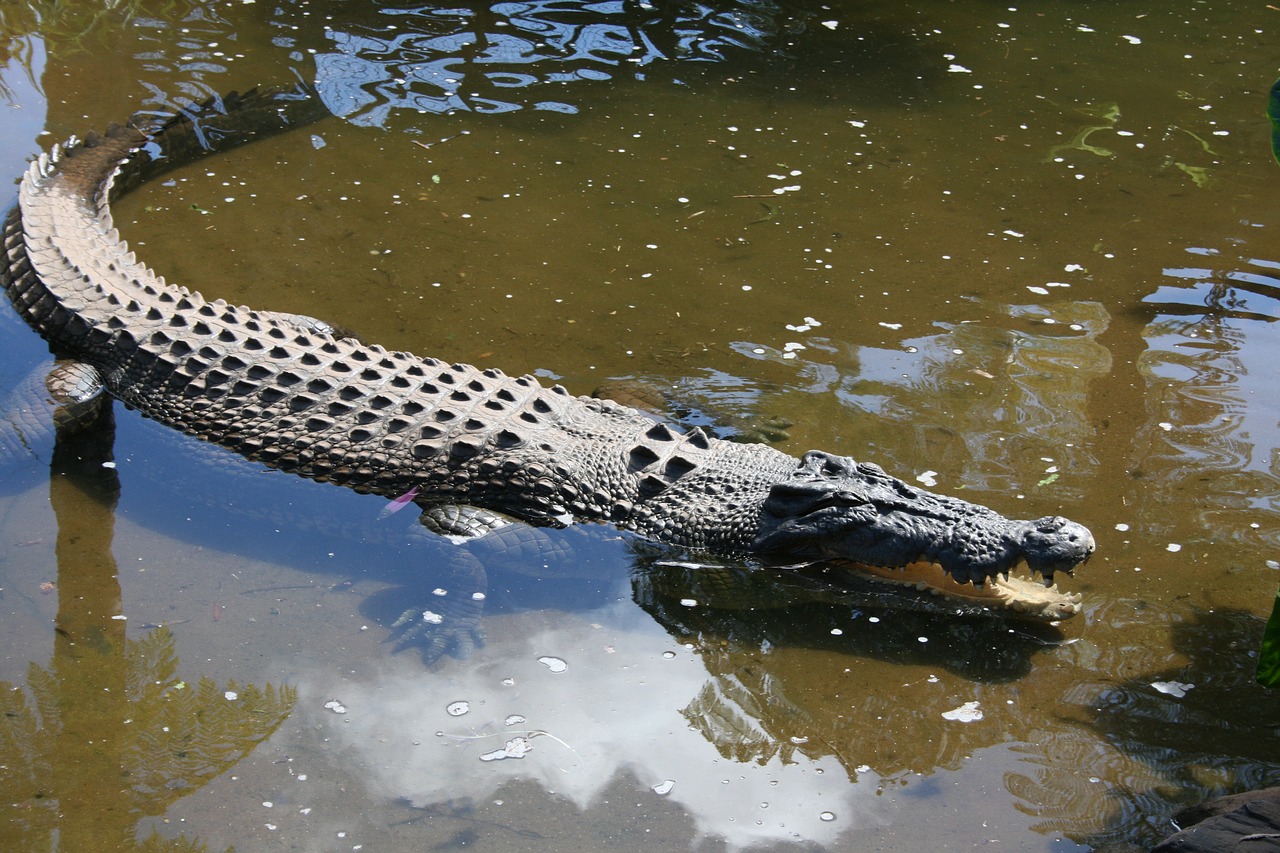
390,538 -> 490,662
391,504 -> 638,661
0,360 -> 109,465
391,505 -> 528,662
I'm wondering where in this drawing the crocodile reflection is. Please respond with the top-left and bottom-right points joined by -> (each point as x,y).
632,559 -> 1064,770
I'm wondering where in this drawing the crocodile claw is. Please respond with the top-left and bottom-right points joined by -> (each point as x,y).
390,606 -> 486,663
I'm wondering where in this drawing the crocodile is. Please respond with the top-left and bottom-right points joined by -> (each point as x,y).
0,85 -> 1093,652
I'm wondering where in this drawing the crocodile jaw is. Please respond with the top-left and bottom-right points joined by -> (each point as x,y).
836,559 -> 1084,621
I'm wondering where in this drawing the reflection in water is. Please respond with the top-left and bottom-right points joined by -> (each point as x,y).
636,576 -> 1068,776
0,397 -> 295,851
268,0 -> 937,125
313,591 -> 1072,850
0,0 -> 151,84
1138,247 -> 1280,545
305,0 -> 785,121
358,606 -> 879,850
733,299 -> 1112,497
1007,608 -> 1280,850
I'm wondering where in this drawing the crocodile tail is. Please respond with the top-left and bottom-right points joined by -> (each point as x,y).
115,83 -> 332,194
2,83 -> 331,351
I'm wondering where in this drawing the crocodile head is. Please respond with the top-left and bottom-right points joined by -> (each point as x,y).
751,451 -> 1093,620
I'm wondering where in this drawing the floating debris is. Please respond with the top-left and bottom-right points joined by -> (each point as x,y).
323,699 -> 347,714
1152,681 -> 1194,698
480,736 -> 533,761
446,701 -> 471,717
378,485 -> 421,520
942,701 -> 984,722
785,316 -> 821,332
652,779 -> 676,796
537,656 -> 568,673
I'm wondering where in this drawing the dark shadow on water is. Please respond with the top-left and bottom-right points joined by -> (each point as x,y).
635,563 -> 1061,682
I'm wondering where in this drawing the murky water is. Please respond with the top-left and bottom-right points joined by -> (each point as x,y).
1,1 -> 1279,850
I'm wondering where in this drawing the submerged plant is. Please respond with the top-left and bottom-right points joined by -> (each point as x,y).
1258,586 -> 1280,688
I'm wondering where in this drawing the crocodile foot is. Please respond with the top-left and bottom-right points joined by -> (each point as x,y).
390,601 -> 486,663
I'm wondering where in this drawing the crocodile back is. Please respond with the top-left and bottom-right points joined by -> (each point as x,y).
0,86 -> 795,543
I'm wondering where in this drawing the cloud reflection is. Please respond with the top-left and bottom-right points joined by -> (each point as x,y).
306,596 -> 884,849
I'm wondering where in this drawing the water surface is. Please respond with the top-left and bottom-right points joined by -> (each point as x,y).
1,1 -> 1278,850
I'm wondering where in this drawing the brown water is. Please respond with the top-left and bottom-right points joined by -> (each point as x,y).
1,1 -> 1278,850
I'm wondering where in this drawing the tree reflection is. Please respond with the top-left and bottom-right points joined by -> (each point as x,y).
0,396 -> 295,852
1135,250 -> 1280,545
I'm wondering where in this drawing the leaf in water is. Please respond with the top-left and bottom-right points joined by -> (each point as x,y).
941,701 -> 983,722
1151,680 -> 1194,698
1174,162 -> 1211,188
479,736 -> 533,761
1257,585 -> 1280,688
378,485 -> 421,520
